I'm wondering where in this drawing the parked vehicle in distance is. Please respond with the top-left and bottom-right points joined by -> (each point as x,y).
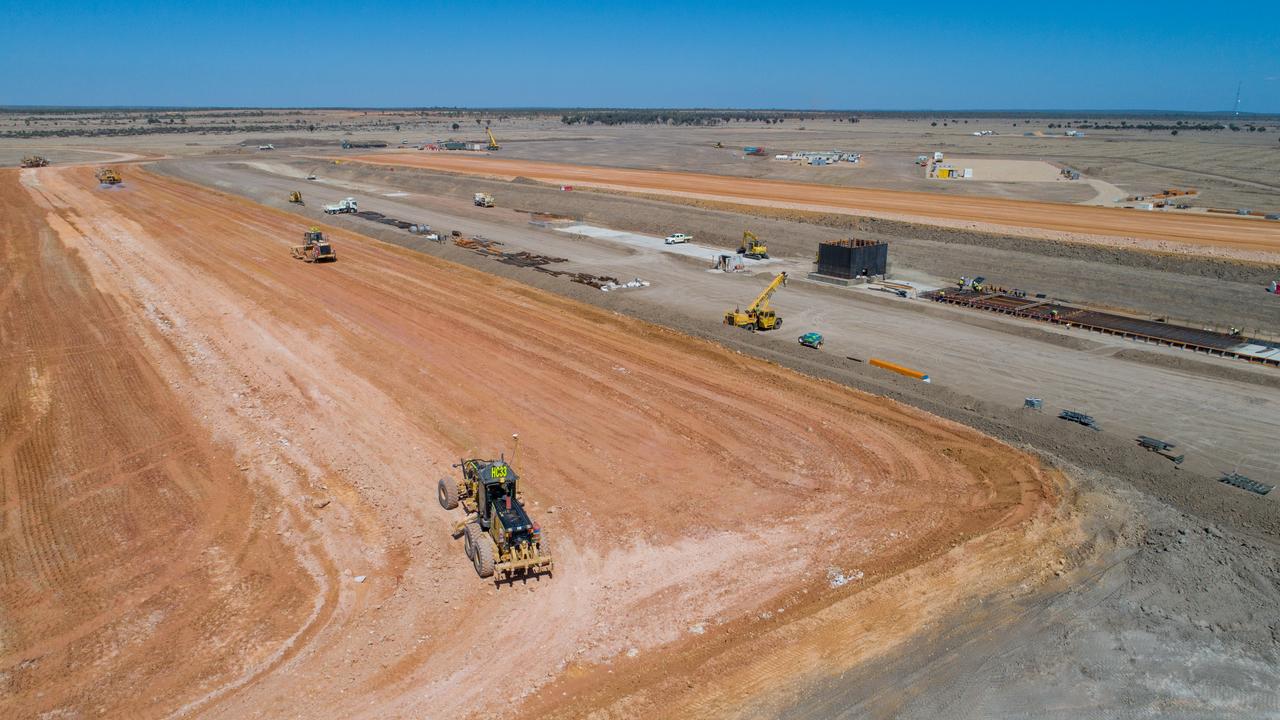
664,233 -> 692,245
798,332 -> 824,349
323,197 -> 358,214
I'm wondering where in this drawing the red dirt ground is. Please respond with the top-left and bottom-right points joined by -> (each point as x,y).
1,166 -> 1063,718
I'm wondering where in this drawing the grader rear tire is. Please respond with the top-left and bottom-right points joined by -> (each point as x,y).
473,536 -> 495,578
438,477 -> 459,510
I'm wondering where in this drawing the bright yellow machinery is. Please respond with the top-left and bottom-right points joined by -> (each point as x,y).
724,271 -> 787,332
738,230 -> 769,259
437,437 -> 552,582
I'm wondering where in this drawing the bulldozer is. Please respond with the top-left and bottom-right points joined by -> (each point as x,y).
438,440 -> 553,582
725,271 -> 787,332
20,155 -> 49,168
288,191 -> 304,205
95,167 -> 122,185
738,230 -> 769,259
290,227 -> 337,263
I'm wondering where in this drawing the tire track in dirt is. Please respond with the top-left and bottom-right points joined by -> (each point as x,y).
12,166 -> 1069,718
0,169 -> 319,720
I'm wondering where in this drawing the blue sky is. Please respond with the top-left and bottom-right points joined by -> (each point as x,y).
3,1 -> 1278,111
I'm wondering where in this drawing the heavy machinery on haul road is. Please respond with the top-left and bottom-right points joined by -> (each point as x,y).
288,191 -> 304,205
474,192 -> 495,208
438,442 -> 552,582
738,230 -> 769,259
324,197 -> 358,214
725,271 -> 787,332
21,155 -> 49,168
95,167 -> 122,185
290,227 -> 337,263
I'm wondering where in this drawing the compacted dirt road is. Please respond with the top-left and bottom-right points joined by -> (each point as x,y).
1,166 -> 1062,718
348,153 -> 1280,260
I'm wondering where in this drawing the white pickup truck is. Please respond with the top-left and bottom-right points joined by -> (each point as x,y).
664,233 -> 692,245
323,197 -> 358,214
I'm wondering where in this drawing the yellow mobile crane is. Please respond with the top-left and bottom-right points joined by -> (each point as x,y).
486,127 -> 500,151
738,230 -> 769,259
724,271 -> 787,332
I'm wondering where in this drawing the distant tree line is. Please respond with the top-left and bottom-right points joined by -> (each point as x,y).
559,110 -> 864,126
1073,120 -> 1231,131
0,123 -> 317,139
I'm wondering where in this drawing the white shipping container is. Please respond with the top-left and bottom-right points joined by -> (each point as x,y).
963,168 -> 973,178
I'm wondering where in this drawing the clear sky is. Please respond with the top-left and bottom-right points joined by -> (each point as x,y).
4,1 -> 1278,111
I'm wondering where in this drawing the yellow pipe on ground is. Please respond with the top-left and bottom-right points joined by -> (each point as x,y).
869,358 -> 931,383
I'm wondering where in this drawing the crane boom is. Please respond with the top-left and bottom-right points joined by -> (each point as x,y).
748,272 -> 787,313
486,128 -> 500,150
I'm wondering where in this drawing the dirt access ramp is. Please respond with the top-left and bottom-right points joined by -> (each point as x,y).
5,166 -> 1061,718
346,153 -> 1280,262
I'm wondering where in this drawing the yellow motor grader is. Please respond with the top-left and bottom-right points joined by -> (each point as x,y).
438,445 -> 552,583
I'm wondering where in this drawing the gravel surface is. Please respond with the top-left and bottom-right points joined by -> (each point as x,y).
284,158 -> 1280,332
780,478 -> 1280,719
349,153 -> 1280,261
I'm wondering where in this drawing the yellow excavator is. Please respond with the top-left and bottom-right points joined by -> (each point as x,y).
288,191 -> 304,205
738,230 -> 769,259
486,127 -> 500,151
724,271 -> 787,332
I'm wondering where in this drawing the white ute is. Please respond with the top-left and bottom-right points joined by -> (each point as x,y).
664,233 -> 692,245
323,197 -> 358,215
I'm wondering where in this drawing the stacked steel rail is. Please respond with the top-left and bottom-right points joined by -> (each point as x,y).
923,289 -> 1279,367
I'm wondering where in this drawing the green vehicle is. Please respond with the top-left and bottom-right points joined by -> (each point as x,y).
798,332 -> 824,349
